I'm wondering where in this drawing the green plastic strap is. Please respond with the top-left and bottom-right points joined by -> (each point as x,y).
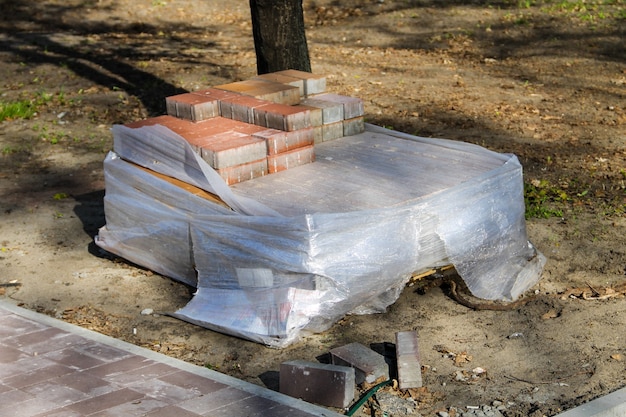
345,379 -> 393,416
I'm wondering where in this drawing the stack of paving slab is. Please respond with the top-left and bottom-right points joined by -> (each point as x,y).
97,70 -> 545,348
126,69 -> 364,185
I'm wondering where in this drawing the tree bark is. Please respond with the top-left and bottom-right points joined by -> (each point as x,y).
249,0 -> 311,75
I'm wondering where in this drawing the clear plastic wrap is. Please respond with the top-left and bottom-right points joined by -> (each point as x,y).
96,124 -> 545,347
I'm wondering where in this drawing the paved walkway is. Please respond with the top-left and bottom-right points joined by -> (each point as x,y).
0,300 -> 343,417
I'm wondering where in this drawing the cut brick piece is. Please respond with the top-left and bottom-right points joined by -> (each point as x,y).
275,70 -> 326,96
312,93 -> 364,119
395,331 -> 423,389
322,121 -> 344,142
243,82 -> 301,105
165,92 -> 220,121
343,116 -> 365,137
219,95 -> 269,124
279,360 -> 355,409
213,79 -> 274,94
253,73 -> 305,97
254,103 -> 311,131
300,97 -> 343,124
268,145 -> 315,174
330,342 -> 389,385
216,158 -> 268,185
198,132 -> 267,169
252,128 -> 314,155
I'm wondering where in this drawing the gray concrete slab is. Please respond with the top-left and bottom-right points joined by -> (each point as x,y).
554,386 -> 626,417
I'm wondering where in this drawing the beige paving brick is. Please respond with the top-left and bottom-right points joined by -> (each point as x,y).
253,73 -> 305,97
254,103 -> 311,131
215,158 -> 268,185
311,93 -> 364,119
252,128 -> 314,155
198,132 -> 267,169
165,93 -> 220,121
274,70 -> 326,96
267,145 -> 315,174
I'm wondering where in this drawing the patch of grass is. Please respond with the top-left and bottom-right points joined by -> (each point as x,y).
53,193 -> 69,200
524,179 -> 568,219
2,146 -> 18,155
0,99 -> 37,121
542,0 -> 623,20
0,91 -> 55,122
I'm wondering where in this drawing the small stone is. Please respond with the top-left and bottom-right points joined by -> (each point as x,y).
140,308 -> 154,315
438,412 -> 449,417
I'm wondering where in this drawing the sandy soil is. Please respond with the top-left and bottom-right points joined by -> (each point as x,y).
1,1 -> 625,416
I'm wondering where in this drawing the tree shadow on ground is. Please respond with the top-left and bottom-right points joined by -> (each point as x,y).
0,1 -> 238,115
306,0 -> 625,65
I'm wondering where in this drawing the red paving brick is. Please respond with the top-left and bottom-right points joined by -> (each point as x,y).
0,301 -> 343,417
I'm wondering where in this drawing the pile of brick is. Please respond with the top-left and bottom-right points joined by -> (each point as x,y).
124,70 -> 365,185
279,331 -> 423,409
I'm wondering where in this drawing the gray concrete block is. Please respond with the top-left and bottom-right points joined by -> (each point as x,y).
343,117 -> 365,137
301,98 -> 343,124
330,342 -> 389,384
274,70 -> 326,96
313,93 -> 364,119
279,360 -> 355,409
322,121 -> 344,142
395,331 -> 422,389
554,386 -> 626,417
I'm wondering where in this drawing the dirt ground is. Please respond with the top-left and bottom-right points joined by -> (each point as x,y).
1,1 -> 625,416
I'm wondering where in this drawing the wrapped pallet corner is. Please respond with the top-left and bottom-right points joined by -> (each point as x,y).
95,123 -> 545,347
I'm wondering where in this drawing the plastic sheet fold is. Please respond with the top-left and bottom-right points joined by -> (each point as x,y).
96,124 -> 545,347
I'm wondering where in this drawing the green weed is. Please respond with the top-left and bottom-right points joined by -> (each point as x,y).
0,99 -> 37,121
2,146 -> 17,155
524,180 -> 568,219
0,90 -> 57,122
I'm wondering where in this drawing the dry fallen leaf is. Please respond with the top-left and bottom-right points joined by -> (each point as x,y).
610,354 -> 623,361
542,309 -> 559,320
454,351 -> 473,366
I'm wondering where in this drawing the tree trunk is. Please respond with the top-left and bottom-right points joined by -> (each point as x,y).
249,0 -> 311,75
